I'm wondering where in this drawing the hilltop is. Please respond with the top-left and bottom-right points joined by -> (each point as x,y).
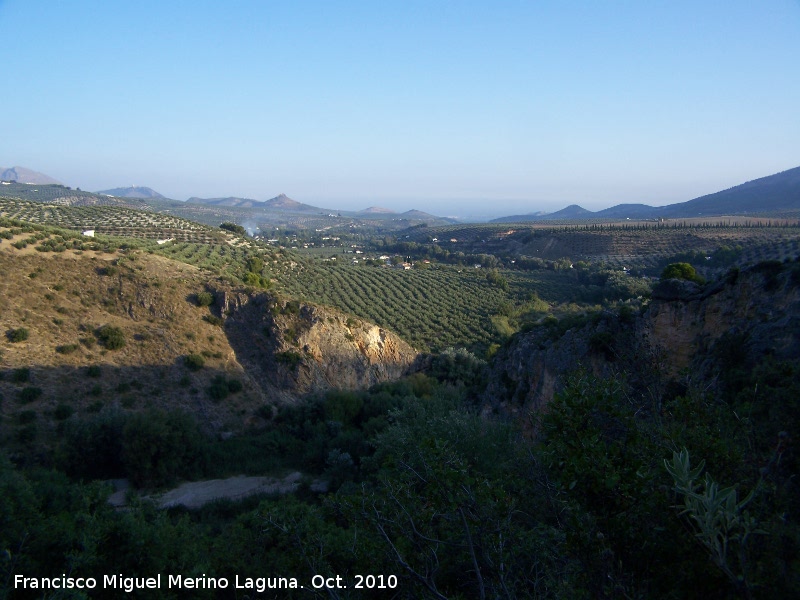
359,206 -> 396,214
0,167 -> 459,230
187,193 -> 319,212
97,186 -> 166,199
0,166 -> 62,185
0,182 -> 154,209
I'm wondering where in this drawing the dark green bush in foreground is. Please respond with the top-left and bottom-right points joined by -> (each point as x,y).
196,291 -> 214,307
0,309 -> 796,599
7,327 -> 29,342
661,261 -> 705,284
184,353 -> 205,371
96,325 -> 125,350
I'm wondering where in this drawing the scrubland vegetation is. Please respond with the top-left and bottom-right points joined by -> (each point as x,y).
2,337 -> 798,598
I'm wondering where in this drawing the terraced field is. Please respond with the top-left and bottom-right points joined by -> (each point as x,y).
0,182 -> 155,208
274,262 -> 574,352
518,227 -> 800,268
0,198 -> 220,239
403,221 -> 800,270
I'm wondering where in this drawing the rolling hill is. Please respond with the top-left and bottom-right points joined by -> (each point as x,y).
97,186 -> 166,199
359,206 -> 396,214
657,165 -> 800,217
187,193 -> 321,212
0,166 -> 62,185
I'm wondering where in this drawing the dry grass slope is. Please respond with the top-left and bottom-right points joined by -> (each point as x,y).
0,236 -> 267,452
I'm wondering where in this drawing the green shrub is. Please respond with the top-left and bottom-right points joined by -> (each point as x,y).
245,256 -> 264,274
220,222 -> 246,235
660,262 -> 705,284
430,347 -> 487,387
196,291 -> 215,307
226,378 -> 243,393
55,343 -> 80,355
16,424 -> 37,443
588,331 -> 615,360
54,404 -> 74,420
752,260 -> 784,291
17,410 -> 37,424
184,354 -> 205,371
11,368 -> 31,383
282,300 -> 301,315
58,410 -> 126,478
208,376 -> 230,402
203,314 -> 224,327
96,325 -> 125,350
7,328 -> 29,343
618,304 -> 635,323
86,365 -> 101,378
121,409 -> 205,488
486,269 -> 508,290
325,390 -> 364,426
243,272 -> 270,288
18,387 -> 43,404
276,351 -> 303,370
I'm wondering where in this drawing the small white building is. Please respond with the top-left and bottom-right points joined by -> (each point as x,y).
82,230 -> 95,237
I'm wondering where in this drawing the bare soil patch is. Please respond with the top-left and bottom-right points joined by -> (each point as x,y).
108,472 -> 328,509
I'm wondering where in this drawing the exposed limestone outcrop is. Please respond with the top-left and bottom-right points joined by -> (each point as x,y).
646,267 -> 799,375
484,263 -> 800,417
221,293 -> 418,400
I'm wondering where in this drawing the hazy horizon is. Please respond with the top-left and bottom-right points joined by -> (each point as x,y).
2,1 -> 798,217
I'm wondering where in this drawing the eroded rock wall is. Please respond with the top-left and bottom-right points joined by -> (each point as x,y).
222,293 -> 418,399
484,264 -> 800,416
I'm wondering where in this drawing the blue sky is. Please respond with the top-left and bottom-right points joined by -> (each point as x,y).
1,1 -> 798,217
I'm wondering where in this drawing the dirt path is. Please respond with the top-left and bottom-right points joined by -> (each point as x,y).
108,472 -> 328,509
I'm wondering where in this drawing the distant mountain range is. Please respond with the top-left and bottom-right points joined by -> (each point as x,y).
185,195 -> 451,222
359,206 -> 396,214
186,193 -> 320,212
97,186 -> 165,199
5,164 -> 799,223
1,166 -> 62,185
492,166 -> 800,222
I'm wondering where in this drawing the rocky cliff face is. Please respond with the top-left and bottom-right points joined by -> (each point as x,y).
646,266 -> 800,376
220,291 -> 418,400
484,262 -> 800,416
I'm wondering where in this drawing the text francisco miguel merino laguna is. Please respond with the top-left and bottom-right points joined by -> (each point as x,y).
14,574 -> 313,593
